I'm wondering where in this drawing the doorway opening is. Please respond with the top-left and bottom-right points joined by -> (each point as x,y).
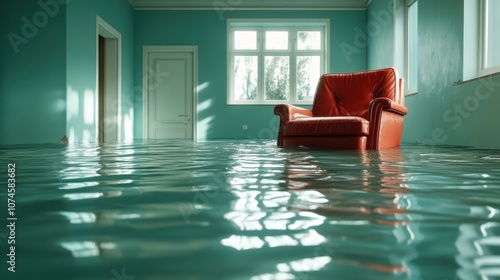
96,16 -> 121,142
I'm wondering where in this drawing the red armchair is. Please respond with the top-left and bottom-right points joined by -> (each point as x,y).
274,67 -> 408,149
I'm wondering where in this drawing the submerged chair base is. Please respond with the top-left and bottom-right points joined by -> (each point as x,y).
282,136 -> 367,150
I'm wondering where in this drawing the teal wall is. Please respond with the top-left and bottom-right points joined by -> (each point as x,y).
409,0 -> 500,149
0,0 -> 67,145
0,0 -> 134,145
4,1 -> 499,148
133,10 -> 367,140
66,0 -> 134,143
368,0 -> 500,149
367,0 -> 394,70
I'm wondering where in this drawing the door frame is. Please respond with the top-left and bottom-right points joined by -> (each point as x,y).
142,45 -> 198,140
96,16 -> 121,142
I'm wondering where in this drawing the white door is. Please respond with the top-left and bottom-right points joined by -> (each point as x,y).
145,48 -> 195,139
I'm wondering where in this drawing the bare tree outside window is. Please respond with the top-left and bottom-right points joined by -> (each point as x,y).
234,56 -> 258,100
265,56 -> 289,100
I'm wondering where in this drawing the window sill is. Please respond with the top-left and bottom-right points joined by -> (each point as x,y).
227,101 -> 313,106
405,88 -> 418,96
454,71 -> 500,86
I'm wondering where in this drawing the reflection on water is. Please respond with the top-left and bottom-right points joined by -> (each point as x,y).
1,140 -> 500,279
274,148 -> 414,276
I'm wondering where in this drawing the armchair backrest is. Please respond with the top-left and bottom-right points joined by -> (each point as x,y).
311,67 -> 402,120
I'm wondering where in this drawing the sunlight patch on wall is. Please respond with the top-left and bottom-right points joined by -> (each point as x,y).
52,90 -> 66,113
198,97 -> 213,112
67,86 -> 79,119
197,81 -> 211,93
198,115 -> 214,140
68,128 -> 75,143
197,95 -> 214,140
124,107 -> 134,140
196,82 -> 213,140
84,89 -> 95,125
83,129 -> 92,143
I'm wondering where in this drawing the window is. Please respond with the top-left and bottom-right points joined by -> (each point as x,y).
464,0 -> 500,81
480,0 -> 500,76
394,0 -> 418,95
406,0 -> 418,93
227,19 -> 329,105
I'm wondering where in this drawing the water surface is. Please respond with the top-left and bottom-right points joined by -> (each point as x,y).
1,140 -> 499,280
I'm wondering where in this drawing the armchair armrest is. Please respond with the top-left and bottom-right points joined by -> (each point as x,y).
274,104 -> 313,122
274,104 -> 313,147
368,97 -> 408,149
369,97 -> 408,117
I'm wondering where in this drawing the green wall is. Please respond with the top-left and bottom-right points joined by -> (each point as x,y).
368,0 -> 500,149
0,0 -> 67,145
367,0 -> 394,70
5,1 -> 498,148
409,0 -> 500,149
66,0 -> 134,143
133,9 -> 367,140
0,0 -> 134,145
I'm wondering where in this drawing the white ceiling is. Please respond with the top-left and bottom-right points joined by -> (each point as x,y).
129,0 -> 370,9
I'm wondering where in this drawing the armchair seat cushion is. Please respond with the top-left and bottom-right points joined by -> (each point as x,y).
284,116 -> 369,137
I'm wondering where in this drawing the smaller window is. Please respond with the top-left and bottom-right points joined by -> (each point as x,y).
266,31 -> 289,50
296,56 -> 321,101
394,0 -> 418,95
406,0 -> 418,94
463,0 -> 500,81
297,31 -> 321,50
234,31 -> 257,50
480,0 -> 500,76
234,56 -> 258,101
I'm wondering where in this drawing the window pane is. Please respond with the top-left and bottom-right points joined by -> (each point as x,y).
234,31 -> 257,50
265,56 -> 289,100
297,56 -> 320,101
407,1 -> 418,89
486,0 -> 500,68
297,31 -> 321,50
234,56 -> 258,100
265,31 -> 288,50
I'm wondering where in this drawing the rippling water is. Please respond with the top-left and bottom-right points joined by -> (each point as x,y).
1,140 -> 500,280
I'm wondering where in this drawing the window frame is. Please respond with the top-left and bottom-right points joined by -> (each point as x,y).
394,0 -> 418,95
405,0 -> 418,95
463,0 -> 500,81
227,19 -> 329,105
479,0 -> 500,77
